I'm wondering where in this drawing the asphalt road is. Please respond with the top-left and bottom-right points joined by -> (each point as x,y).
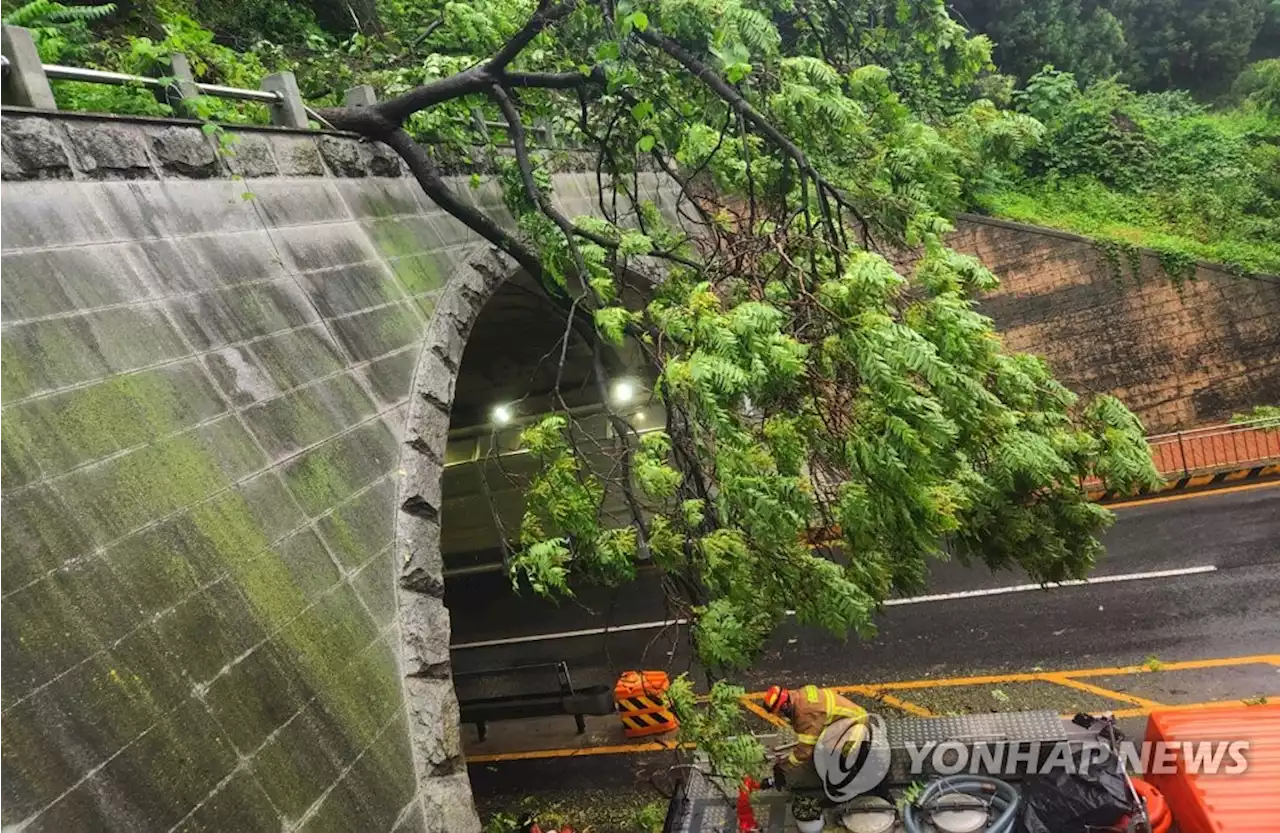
462,483 -> 1280,829
449,483 -> 1280,694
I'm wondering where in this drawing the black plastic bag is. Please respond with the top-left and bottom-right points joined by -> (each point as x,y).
1018,745 -> 1136,833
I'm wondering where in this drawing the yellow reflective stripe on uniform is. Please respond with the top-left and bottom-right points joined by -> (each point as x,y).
804,685 -> 820,703
787,752 -> 802,766
795,733 -> 820,744
832,704 -> 867,720
823,689 -> 836,720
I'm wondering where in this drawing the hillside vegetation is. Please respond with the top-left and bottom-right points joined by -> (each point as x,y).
978,67 -> 1280,275
5,0 -> 1278,275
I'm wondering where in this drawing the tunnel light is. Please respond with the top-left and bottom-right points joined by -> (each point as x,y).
612,378 -> 637,405
634,411 -> 645,423
491,404 -> 513,426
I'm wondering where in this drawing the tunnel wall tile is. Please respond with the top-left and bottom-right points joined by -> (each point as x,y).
0,113 -> 679,833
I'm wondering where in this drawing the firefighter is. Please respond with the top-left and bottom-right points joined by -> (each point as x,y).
759,684 -> 870,791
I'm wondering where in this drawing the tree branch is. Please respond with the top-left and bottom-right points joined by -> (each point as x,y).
490,82 -> 592,283
487,0 -> 580,71
381,128 -> 545,279
506,67 -> 606,89
637,27 -> 852,260
319,65 -> 603,134
637,29 -> 815,177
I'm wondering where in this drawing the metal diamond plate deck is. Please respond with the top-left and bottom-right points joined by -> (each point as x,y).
668,766 -> 736,833
886,710 -> 1066,782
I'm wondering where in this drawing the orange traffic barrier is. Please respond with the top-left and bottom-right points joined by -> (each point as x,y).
1144,703 -> 1280,832
614,670 -> 678,738
1129,779 -> 1172,833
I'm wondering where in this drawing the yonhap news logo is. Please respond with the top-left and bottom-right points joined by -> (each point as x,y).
812,714 -> 892,802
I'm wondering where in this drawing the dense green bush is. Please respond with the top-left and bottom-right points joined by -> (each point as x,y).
1234,58 -> 1280,113
980,64 -> 1280,275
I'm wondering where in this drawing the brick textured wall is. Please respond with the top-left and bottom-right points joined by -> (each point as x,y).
0,112 -> 675,833
950,215 -> 1280,433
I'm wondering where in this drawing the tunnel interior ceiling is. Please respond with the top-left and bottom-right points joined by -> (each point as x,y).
447,272 -> 600,430
439,271 -> 658,570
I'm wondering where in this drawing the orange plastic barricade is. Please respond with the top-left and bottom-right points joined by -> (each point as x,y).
1144,704 -> 1280,832
614,670 -> 679,738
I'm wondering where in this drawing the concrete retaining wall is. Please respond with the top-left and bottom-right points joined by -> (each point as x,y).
0,111 -> 675,833
953,215 -> 1280,433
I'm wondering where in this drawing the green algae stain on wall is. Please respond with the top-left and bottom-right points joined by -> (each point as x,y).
317,479 -> 396,570
1,362 -> 227,488
3,394 -> 413,828
281,419 -> 400,517
0,129 -> 480,829
55,418 -> 263,545
242,373 -> 376,458
183,501 -> 412,821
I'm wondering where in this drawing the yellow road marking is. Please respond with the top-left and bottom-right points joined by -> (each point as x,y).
1041,674 -> 1165,710
1106,478 -> 1279,509
863,654 -> 1280,690
835,685 -> 935,717
1109,696 -> 1279,720
467,739 -> 690,763
871,672 -> 1048,691
741,697 -> 788,728
1059,654 -> 1280,678
466,655 -> 1280,763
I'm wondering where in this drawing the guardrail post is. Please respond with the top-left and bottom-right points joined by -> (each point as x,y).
1176,430 -> 1190,479
260,71 -> 309,128
534,117 -> 556,147
343,84 -> 376,107
470,107 -> 490,142
1,26 -> 56,110
166,52 -> 199,114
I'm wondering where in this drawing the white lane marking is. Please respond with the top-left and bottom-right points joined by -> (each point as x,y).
877,564 -> 1217,606
448,565 -> 1216,649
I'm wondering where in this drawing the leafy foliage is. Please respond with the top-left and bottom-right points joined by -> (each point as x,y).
14,0 -> 1204,783
1231,404 -> 1280,427
1234,58 -> 1280,113
952,0 -> 1273,95
980,65 -> 1280,276
2,1 -> 115,62
283,0 -> 1160,675
668,676 -> 767,782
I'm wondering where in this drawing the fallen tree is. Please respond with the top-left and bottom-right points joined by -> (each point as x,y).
319,0 -> 1159,679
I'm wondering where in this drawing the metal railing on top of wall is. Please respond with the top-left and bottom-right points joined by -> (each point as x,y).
1147,418 -> 1280,480
0,24 -> 555,142
1,25 -> 319,127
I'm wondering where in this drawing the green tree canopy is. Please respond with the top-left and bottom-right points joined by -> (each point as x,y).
951,0 -> 1128,87
305,0 -> 1160,672
6,0 -> 1162,673
952,0 -> 1272,94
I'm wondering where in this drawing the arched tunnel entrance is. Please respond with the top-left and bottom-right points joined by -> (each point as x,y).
437,270 -> 687,747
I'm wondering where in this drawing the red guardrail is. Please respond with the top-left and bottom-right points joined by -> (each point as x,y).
1147,420 -> 1280,479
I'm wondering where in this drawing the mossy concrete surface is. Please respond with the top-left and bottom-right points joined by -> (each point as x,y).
1,110 -> 671,833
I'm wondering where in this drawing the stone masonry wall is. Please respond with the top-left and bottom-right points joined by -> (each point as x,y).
0,111 -> 671,833
950,215 -> 1280,433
